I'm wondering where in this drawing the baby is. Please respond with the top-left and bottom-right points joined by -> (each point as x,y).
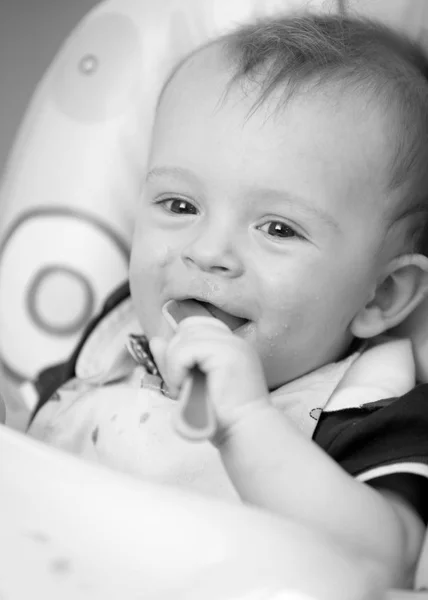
28,13 -> 428,589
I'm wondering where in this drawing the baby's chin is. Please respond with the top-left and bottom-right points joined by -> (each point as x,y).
254,338 -> 310,389
263,363 -> 306,391
130,301 -> 166,341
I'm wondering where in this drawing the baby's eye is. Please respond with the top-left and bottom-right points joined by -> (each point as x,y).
160,198 -> 198,215
260,221 -> 299,239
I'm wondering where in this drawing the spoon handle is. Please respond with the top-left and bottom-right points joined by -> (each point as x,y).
173,365 -> 217,441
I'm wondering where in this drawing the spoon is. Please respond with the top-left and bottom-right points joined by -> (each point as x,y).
162,299 -> 229,442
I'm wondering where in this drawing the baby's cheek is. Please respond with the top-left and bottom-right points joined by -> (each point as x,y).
254,304 -> 295,365
263,282 -> 312,330
130,244 -> 176,339
130,228 -> 173,282
257,285 -> 327,358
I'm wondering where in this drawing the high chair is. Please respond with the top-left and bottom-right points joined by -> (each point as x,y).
1,0 -> 428,597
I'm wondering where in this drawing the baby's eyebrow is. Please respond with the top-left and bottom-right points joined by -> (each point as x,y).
146,166 -> 200,186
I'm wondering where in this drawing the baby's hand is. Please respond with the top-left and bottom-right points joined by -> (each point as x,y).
149,317 -> 269,440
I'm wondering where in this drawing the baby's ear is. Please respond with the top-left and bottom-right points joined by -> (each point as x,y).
351,253 -> 428,339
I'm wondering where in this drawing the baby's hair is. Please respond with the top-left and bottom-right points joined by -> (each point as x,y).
220,14 -> 428,255
160,13 -> 428,255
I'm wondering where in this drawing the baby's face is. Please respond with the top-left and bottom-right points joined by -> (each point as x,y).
130,47 -> 395,388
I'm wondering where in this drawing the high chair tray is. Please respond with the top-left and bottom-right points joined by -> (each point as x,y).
0,424 -> 421,600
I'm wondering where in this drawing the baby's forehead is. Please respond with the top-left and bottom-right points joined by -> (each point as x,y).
159,40 -> 394,130
157,51 -> 392,160
156,42 -> 233,116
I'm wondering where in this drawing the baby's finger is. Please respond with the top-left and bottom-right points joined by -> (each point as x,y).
164,334 -> 234,396
165,335 -> 218,395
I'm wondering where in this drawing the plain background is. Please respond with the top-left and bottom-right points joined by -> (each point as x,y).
0,0 -> 100,174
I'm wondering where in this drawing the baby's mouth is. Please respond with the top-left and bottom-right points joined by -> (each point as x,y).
171,298 -> 249,331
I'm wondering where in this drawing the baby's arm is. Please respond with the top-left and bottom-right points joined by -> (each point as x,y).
152,319 -> 426,588
218,400 -> 425,589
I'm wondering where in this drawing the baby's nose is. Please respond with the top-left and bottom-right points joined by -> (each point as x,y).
181,223 -> 244,277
